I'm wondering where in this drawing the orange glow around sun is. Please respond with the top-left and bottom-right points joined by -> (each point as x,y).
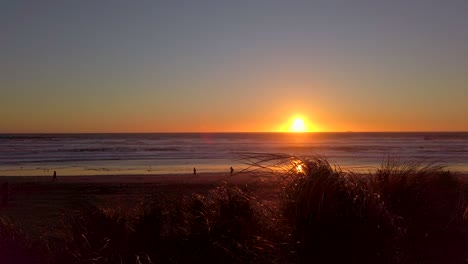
277,115 -> 319,132
289,117 -> 307,132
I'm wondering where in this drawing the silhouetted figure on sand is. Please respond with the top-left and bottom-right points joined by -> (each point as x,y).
53,171 -> 57,181
230,166 -> 234,176
1,182 -> 9,207
193,168 -> 197,175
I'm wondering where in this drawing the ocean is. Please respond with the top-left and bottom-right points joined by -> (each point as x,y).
0,132 -> 467,176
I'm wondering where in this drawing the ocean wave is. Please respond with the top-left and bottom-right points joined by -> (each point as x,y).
0,133 -> 467,173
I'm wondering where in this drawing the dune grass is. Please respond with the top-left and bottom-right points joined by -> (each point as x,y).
0,157 -> 466,263
242,155 -> 467,263
279,158 -> 405,263
370,159 -> 468,263
0,217 -> 48,263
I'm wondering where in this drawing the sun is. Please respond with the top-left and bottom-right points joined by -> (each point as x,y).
281,115 -> 317,132
290,117 -> 307,132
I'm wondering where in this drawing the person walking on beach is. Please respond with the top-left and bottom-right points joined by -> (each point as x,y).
193,167 -> 197,175
230,166 -> 234,176
1,182 -> 9,207
53,171 -> 57,182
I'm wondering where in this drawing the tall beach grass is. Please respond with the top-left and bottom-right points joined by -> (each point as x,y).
0,156 -> 466,263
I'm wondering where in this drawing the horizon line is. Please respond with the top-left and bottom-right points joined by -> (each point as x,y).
1,131 -> 467,134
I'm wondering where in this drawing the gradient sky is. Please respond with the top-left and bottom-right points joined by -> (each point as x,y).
1,0 -> 467,133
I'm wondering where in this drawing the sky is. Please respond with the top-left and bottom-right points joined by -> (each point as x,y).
1,0 -> 467,133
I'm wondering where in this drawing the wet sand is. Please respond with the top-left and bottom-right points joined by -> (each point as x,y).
0,171 -> 278,184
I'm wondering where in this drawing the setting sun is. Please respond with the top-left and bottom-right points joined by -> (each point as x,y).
290,118 -> 307,132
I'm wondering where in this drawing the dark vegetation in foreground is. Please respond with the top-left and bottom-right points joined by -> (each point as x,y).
1,157 -> 467,263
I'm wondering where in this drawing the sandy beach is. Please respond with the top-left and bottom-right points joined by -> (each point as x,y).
0,168 -> 467,263
0,171 -> 276,184
1,171 -> 465,229
0,172 -> 279,237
